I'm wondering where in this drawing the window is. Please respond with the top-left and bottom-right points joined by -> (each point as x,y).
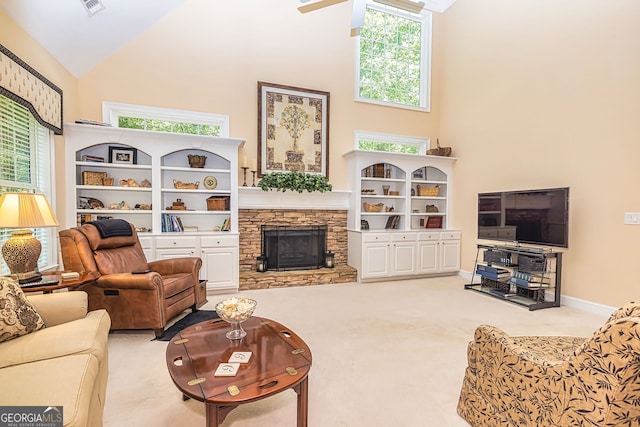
355,131 -> 428,155
356,2 -> 432,111
102,102 -> 230,137
0,94 -> 55,274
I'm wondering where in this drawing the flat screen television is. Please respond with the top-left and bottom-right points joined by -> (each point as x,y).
477,187 -> 569,248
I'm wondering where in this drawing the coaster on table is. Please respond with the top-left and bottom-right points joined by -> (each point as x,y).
228,352 -> 252,364
214,363 -> 240,377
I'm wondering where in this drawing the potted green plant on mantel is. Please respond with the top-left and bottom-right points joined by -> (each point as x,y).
258,171 -> 332,193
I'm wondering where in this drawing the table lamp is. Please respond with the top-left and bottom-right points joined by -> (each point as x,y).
0,192 -> 59,283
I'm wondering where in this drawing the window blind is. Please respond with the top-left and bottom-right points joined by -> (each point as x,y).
0,94 -> 55,275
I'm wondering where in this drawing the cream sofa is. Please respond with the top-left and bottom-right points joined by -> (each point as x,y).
0,290 -> 111,427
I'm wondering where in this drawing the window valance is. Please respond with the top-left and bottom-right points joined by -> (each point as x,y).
0,44 -> 63,135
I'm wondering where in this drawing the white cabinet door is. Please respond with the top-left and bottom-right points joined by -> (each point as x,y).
391,242 -> 416,275
417,241 -> 439,274
201,247 -> 239,290
440,239 -> 461,272
362,242 -> 390,278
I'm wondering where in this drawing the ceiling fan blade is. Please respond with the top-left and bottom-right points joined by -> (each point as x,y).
298,0 -> 349,14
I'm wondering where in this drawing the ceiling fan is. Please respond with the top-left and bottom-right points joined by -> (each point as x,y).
297,0 -> 425,15
298,0 -> 425,35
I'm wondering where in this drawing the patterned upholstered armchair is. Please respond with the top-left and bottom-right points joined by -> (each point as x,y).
457,302 -> 640,426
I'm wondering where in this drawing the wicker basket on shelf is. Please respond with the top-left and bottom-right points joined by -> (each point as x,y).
82,171 -> 107,186
416,185 -> 440,197
426,139 -> 452,157
363,202 -> 385,212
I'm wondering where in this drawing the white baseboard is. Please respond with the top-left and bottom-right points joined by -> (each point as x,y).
559,296 -> 615,318
458,269 -> 473,282
458,270 -> 615,318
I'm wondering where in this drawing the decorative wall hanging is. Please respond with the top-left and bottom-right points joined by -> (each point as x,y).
0,44 -> 63,135
258,82 -> 330,178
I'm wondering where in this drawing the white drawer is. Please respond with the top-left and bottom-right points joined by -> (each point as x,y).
441,231 -> 461,240
155,236 -> 199,248
138,236 -> 153,249
200,235 -> 238,247
418,232 -> 441,241
391,232 -> 417,242
363,233 -> 390,243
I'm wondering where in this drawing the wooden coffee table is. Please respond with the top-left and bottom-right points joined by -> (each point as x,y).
166,316 -> 312,427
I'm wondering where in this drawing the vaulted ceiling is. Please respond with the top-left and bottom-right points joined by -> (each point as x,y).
0,0 -> 187,76
0,0 -> 455,77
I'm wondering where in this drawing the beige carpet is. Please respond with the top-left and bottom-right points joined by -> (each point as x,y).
104,275 -> 610,427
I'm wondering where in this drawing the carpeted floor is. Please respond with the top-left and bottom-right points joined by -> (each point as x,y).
154,310 -> 219,341
106,276 -> 612,427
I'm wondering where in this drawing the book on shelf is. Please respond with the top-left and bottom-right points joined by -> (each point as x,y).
477,271 -> 510,281
476,265 -> 510,281
220,217 -> 231,231
509,270 -> 550,289
81,154 -> 105,162
384,215 -> 400,230
162,214 -> 184,232
76,213 -> 113,226
476,264 -> 509,274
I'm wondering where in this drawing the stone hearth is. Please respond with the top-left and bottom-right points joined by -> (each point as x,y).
238,190 -> 356,290
240,265 -> 356,290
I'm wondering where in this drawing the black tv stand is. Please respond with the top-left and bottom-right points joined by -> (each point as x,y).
465,244 -> 562,310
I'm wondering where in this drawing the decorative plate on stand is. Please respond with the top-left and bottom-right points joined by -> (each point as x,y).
203,176 -> 217,190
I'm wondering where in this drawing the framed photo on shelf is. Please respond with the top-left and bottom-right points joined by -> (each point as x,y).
109,146 -> 137,165
257,81 -> 330,178
425,216 -> 443,229
412,168 -> 424,179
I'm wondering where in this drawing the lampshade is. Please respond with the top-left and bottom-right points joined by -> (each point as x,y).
0,192 -> 59,228
0,192 -> 59,283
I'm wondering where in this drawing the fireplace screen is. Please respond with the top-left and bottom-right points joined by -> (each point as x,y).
261,225 -> 327,271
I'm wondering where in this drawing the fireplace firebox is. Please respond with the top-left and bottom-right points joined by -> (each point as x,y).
261,225 -> 327,271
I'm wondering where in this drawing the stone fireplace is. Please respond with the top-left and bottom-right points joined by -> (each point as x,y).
238,188 -> 356,290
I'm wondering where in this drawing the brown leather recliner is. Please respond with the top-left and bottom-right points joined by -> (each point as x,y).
59,220 -> 202,338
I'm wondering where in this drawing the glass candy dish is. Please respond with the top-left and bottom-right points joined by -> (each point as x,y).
215,297 -> 257,340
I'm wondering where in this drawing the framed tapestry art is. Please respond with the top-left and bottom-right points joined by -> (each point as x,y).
258,82 -> 330,177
